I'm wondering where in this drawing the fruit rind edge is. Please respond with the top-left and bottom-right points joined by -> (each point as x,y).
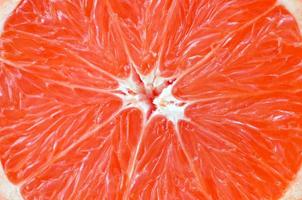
276,1 -> 302,198
280,164 -> 302,200
0,164 -> 23,200
0,0 -> 21,34
277,0 -> 302,35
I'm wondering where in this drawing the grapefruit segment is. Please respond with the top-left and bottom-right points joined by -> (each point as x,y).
153,0 -> 277,78
0,65 -> 122,184
0,30 -> 120,89
20,108 -> 143,200
3,0 -> 131,79
106,0 -> 278,77
0,98 -> 121,184
126,116 -> 209,200
173,6 -> 302,101
179,119 -> 302,199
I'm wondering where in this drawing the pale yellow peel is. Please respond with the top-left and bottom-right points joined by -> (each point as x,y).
280,165 -> 302,200
0,0 -> 21,34
0,1 -> 23,199
0,0 -> 302,200
277,1 -> 302,199
278,0 -> 302,35
0,164 -> 23,200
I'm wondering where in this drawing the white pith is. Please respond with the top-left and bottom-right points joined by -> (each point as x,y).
115,76 -> 150,114
0,164 -> 23,200
1,1 -> 24,200
277,1 -> 302,199
0,0 -> 20,34
115,70 -> 187,125
152,84 -> 188,124
140,69 -> 167,89
277,0 -> 302,34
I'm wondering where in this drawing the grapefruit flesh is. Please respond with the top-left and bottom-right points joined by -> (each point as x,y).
0,0 -> 302,199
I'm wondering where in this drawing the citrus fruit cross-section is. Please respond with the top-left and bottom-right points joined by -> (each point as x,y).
1,0 -> 302,200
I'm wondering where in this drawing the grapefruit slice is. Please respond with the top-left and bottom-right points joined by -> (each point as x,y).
1,0 -> 302,199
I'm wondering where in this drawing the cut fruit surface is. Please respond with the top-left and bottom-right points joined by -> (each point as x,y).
1,0 -> 302,200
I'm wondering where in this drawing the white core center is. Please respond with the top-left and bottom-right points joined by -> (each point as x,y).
152,84 -> 187,124
116,71 -> 187,124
